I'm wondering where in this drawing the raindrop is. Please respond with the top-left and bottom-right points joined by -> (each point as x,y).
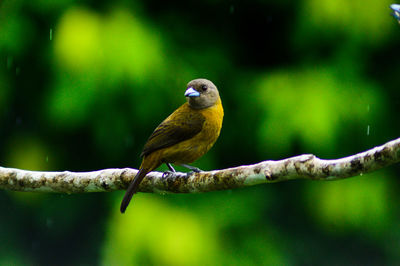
367,104 -> 370,112
367,125 -> 370,136
50,28 -> 53,41
46,156 -> 49,163
360,172 -> 363,176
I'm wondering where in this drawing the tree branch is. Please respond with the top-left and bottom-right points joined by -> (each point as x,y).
0,137 -> 399,194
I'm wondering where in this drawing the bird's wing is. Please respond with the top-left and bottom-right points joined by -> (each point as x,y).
140,107 -> 205,157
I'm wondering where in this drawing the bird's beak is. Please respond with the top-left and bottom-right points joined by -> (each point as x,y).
185,87 -> 200,97
391,4 -> 400,21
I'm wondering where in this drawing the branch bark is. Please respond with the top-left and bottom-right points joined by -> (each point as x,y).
0,137 -> 399,194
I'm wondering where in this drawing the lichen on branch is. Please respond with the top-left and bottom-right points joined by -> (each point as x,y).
0,137 -> 399,194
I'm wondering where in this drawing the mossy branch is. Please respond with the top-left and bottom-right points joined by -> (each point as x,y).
0,137 -> 399,194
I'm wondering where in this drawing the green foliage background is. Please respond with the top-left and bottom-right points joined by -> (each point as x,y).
1,0 -> 400,265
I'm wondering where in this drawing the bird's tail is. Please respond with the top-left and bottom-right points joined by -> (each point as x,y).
120,168 -> 149,213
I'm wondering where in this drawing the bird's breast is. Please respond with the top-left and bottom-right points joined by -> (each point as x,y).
160,101 -> 223,164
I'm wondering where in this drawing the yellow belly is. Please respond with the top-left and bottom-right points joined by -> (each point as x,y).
161,101 -> 223,164
140,100 -> 223,170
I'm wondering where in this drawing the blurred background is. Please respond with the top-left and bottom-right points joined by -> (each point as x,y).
1,0 -> 400,265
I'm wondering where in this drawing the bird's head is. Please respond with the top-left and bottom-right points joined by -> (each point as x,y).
185,78 -> 220,109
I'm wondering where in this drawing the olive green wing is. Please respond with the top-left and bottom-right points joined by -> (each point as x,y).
140,110 -> 205,157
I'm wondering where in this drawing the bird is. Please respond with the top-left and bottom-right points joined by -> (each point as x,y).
120,78 -> 224,213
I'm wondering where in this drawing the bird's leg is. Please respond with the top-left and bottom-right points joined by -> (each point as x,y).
167,163 -> 176,172
162,163 -> 176,178
180,164 -> 203,178
162,163 -> 197,178
180,164 -> 202,172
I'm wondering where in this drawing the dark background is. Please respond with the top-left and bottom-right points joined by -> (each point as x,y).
1,0 -> 400,265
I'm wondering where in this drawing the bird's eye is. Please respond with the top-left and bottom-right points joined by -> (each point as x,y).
201,85 -> 208,91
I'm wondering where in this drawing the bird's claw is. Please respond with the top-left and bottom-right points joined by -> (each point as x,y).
180,164 -> 202,172
162,171 -> 176,178
162,171 -> 193,179
186,171 -> 195,178
190,167 -> 201,173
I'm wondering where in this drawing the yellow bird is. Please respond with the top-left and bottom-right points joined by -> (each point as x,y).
120,78 -> 224,213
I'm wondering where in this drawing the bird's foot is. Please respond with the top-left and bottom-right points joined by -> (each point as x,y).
162,171 -> 188,179
180,164 -> 202,173
185,171 -> 195,178
162,171 -> 176,178
162,163 -> 178,178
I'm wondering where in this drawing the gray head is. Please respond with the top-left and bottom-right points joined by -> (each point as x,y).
184,78 -> 220,109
